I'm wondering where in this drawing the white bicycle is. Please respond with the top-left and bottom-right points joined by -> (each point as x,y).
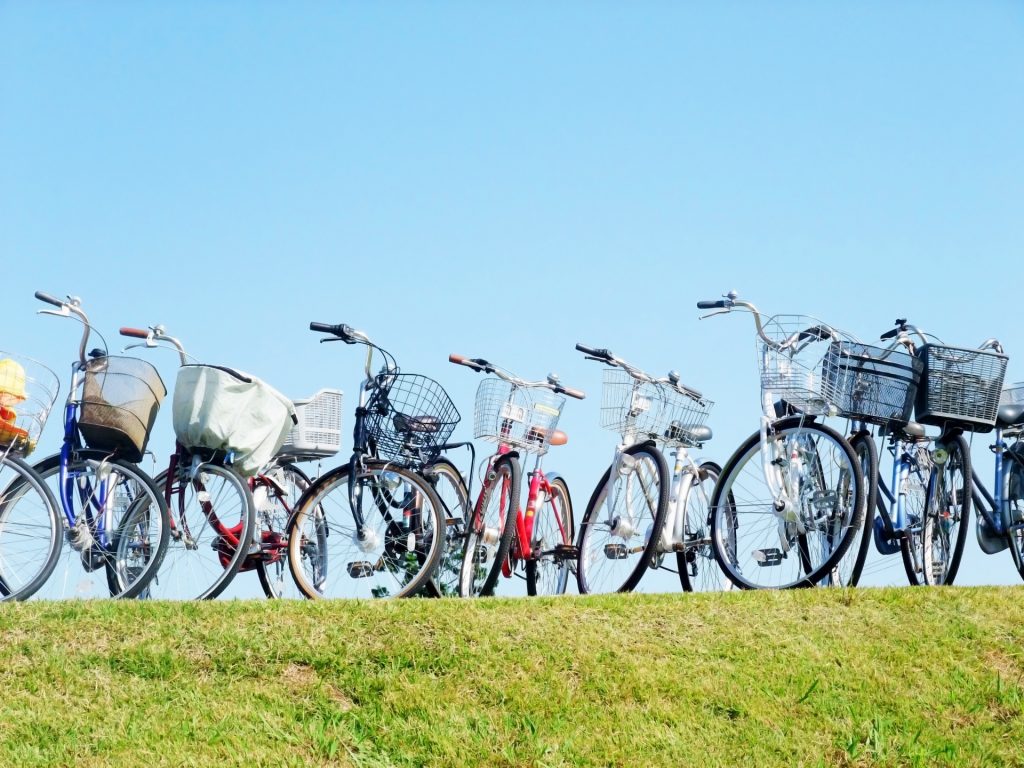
573,344 -> 727,593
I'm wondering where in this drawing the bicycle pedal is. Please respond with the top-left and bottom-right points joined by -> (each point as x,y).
752,548 -> 784,567
347,561 -> 374,578
603,543 -> 628,560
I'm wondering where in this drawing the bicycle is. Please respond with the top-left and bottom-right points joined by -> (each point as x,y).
30,291 -> 170,599
831,320 -> 994,586
0,351 -> 63,600
572,344 -> 723,594
697,291 -> 866,589
119,323 -> 297,599
286,322 -> 459,599
449,354 -> 584,598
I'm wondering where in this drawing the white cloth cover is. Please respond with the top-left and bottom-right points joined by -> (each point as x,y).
172,365 -> 296,476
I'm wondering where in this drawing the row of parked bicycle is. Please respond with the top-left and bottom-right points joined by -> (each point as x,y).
0,288 -> 1020,601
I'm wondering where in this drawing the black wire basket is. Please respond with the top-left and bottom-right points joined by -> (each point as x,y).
821,341 -> 923,426
914,344 -> 1008,433
365,373 -> 460,463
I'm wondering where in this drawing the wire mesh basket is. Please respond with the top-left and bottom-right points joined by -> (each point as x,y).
599,368 -> 713,446
474,378 -> 565,456
758,315 -> 848,417
365,373 -> 460,463
1002,383 -> 1024,406
79,356 -> 166,462
278,388 -> 344,459
0,352 -> 59,457
820,341 -> 924,426
915,344 -> 1008,432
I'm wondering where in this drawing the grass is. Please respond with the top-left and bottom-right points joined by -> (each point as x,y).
0,587 -> 1023,766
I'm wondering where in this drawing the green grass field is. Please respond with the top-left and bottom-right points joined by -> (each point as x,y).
0,588 -> 1022,767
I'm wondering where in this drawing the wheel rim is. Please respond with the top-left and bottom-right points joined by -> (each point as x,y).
460,462 -> 514,597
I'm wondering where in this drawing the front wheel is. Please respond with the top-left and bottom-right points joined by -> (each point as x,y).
576,442 -> 670,594
287,461 -> 445,599
0,455 -> 62,600
526,474 -> 573,596
677,461 -> 732,592
709,419 -> 864,590
459,454 -> 520,597
427,458 -> 470,598
30,450 -> 169,599
822,432 -> 876,587
254,463 -> 311,599
917,434 -> 971,585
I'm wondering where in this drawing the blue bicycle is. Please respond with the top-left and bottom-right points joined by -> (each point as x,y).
30,291 -> 170,599
840,320 -> 1006,586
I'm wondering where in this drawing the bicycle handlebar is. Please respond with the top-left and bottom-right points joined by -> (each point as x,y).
119,327 -> 149,339
575,343 -> 612,360
34,291 -> 63,308
451,353 -> 583,398
696,299 -> 728,310
560,386 -> 586,400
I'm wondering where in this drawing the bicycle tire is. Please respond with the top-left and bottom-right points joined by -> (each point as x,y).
426,458 -> 470,598
917,434 -> 971,586
576,442 -> 670,594
709,418 -> 864,590
525,473 -> 573,596
287,461 -> 445,600
898,442 -> 938,586
30,450 -> 169,599
677,460 -> 732,592
823,432 -> 876,587
255,462 -> 311,599
148,462 -> 255,600
459,454 -> 519,597
0,454 -> 62,600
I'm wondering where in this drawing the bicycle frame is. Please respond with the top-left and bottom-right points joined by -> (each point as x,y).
971,426 -> 1018,541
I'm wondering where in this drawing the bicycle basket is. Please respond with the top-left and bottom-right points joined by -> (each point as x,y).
599,368 -> 712,446
820,341 -> 923,426
474,378 -> 565,456
79,356 -> 166,462
365,373 -> 460,463
0,352 -> 59,457
1003,383 -> 1024,406
278,388 -> 344,459
914,344 -> 1007,432
758,315 -> 847,416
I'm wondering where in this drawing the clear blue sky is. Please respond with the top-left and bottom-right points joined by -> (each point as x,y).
2,2 -> 1022,590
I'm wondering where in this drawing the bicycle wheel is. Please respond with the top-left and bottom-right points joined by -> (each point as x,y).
459,454 -> 519,597
146,461 -> 255,600
287,461 -> 445,599
30,450 -> 169,599
427,458 -> 470,598
898,443 -> 936,586
821,432 -> 876,587
709,419 -> 864,589
526,474 -> 573,596
0,454 -> 62,600
254,463 -> 310,599
677,460 -> 732,592
916,434 -> 971,586
576,442 -> 670,594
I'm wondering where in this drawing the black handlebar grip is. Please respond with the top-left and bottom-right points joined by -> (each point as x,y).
575,343 -> 611,359
879,328 -> 898,340
309,322 -> 335,333
35,291 -> 63,307
696,300 -> 727,310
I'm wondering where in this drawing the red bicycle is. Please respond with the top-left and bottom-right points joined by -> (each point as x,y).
449,354 -> 584,597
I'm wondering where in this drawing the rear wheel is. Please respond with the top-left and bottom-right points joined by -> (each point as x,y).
427,458 -> 470,598
254,463 -> 311,599
918,434 -> 971,585
576,442 -> 670,594
677,461 -> 732,592
822,432 -> 876,587
526,475 -> 573,596
899,444 -> 937,585
459,455 -> 519,597
287,462 -> 444,599
0,455 -> 62,600
709,419 -> 864,590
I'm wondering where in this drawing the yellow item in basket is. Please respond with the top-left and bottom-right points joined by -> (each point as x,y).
0,359 -> 27,406
0,404 -> 30,450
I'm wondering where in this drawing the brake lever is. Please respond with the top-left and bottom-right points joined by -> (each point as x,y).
37,307 -> 72,318
121,342 -> 153,353
319,337 -> 344,344
699,309 -> 730,320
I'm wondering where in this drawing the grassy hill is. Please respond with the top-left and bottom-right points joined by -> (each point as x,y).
0,588 -> 1022,767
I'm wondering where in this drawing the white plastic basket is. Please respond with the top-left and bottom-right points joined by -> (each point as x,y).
278,388 -> 343,459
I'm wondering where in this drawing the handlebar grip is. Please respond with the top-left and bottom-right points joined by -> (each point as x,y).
879,328 -> 898,340
561,386 -> 586,400
575,343 -> 611,359
34,291 -> 63,307
696,300 -> 727,310
449,354 -> 468,365
119,327 -> 149,339
309,322 -> 337,334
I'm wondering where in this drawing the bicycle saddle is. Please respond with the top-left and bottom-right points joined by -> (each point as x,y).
664,424 -> 713,445
392,413 -> 441,434
524,426 -> 568,446
997,404 -> 1024,429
